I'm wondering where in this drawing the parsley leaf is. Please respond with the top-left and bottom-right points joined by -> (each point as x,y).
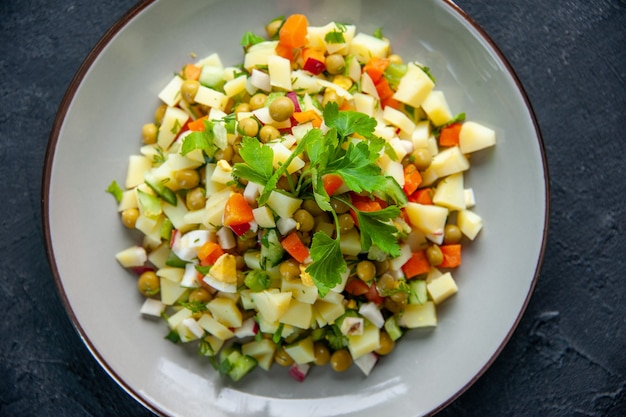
373,176 -> 408,207
165,330 -> 180,344
257,131 -> 310,205
373,27 -> 383,39
240,31 -> 265,49
106,180 -> 123,203
306,232 -> 346,298
325,30 -> 345,44
232,136 -> 275,185
181,120 -> 218,157
353,205 -> 402,256
323,101 -> 377,140
324,23 -> 347,44
327,141 -> 387,193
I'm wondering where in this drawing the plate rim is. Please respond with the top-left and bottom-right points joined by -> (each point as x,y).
41,1 -> 551,416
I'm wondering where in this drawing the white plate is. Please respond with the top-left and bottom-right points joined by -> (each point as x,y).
43,0 -> 549,416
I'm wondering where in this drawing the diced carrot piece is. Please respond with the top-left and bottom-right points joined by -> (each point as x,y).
349,199 -> 383,227
281,232 -> 310,263
381,96 -> 401,110
409,188 -> 433,205
322,173 -> 344,196
292,110 -> 323,128
363,57 -> 390,83
439,244 -> 462,268
374,77 -> 395,101
279,14 -> 309,48
181,63 -> 201,81
275,42 -> 294,61
403,164 -> 422,196
187,116 -> 209,132
223,193 -> 254,227
439,123 -> 463,147
402,250 -> 432,279
339,100 -> 355,111
198,242 -> 225,266
353,200 -> 383,212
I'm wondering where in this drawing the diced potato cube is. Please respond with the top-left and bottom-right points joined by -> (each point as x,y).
158,75 -> 183,107
160,277 -> 188,305
243,41 -> 278,71
242,339 -> 277,371
161,196 -> 190,231
156,266 -> 184,283
253,206 -> 276,228
250,289 -> 292,323
432,172 -> 466,211
223,75 -> 247,97
354,92 -> 377,117
349,32 -> 390,63
392,64 -> 435,108
421,90 -> 453,127
398,301 -> 437,328
404,203 -> 449,236
347,323 -> 380,359
269,142 -> 306,174
284,337 -> 315,364
281,278 -> 319,304
426,272 -> 458,304
125,155 -> 152,189
457,209 -> 483,240
268,55 -> 292,91
266,191 -> 302,219
197,313 -> 235,340
157,106 -> 189,150
207,297 -> 242,328
383,106 -> 416,135
194,86 -> 228,111
459,121 -> 496,153
279,299 -> 313,329
314,299 -> 345,326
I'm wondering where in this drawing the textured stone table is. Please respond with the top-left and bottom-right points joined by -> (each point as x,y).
1,0 -> 624,415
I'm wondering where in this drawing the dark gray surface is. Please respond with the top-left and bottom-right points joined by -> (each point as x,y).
1,0 -> 624,416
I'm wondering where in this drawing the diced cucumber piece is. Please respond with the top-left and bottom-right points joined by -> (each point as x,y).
409,280 -> 428,304
144,172 -> 178,205
260,229 -> 283,269
229,354 -> 258,382
384,316 -> 403,341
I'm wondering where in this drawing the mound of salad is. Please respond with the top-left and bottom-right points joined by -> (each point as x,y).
107,14 -> 496,382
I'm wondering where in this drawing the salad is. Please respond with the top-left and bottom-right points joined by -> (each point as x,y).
107,14 -> 496,382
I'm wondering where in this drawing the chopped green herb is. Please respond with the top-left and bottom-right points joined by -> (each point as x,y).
194,264 -> 212,276
165,330 -> 181,344
240,31 -> 265,49
232,136 -> 275,185
181,119 -> 218,157
106,180 -> 123,203
306,232 -> 346,298
178,301 -> 209,314
433,112 -> 467,137
373,27 -> 383,39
